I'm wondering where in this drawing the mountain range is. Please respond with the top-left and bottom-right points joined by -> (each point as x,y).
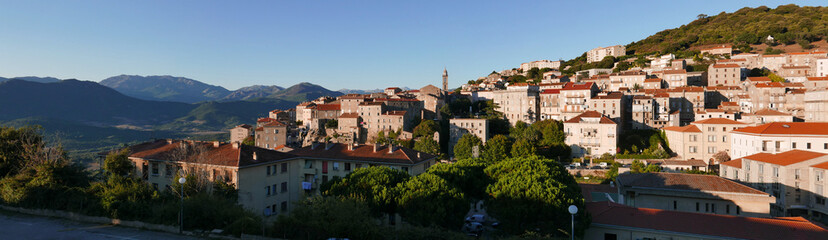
99,75 -> 343,104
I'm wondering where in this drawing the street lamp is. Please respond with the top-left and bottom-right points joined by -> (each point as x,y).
179,177 -> 186,233
568,205 -> 578,240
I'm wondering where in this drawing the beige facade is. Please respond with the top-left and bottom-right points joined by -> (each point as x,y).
564,111 -> 618,157
617,172 -> 774,218
700,45 -> 732,56
255,121 -> 288,149
230,124 -> 253,143
520,60 -> 561,71
127,140 -> 437,218
587,92 -> 625,126
663,118 -> 746,162
560,82 -> 598,121
492,84 -> 540,125
707,64 -> 743,86
587,45 -> 626,63
805,88 -> 828,122
608,71 -> 646,91
448,118 -> 489,155
538,89 -> 561,121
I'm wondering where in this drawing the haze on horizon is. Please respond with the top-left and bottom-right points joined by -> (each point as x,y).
0,0 -> 819,90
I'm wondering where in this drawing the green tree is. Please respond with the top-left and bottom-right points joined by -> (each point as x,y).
645,164 -> 662,173
484,156 -> 588,236
395,173 -> 468,229
0,126 -> 41,177
769,73 -> 785,82
631,160 -> 645,173
103,149 -> 134,176
413,137 -> 440,156
510,139 -> 537,158
274,196 -> 384,240
322,167 -> 410,215
453,134 -> 482,159
533,120 -> 566,146
324,119 -> 338,129
426,159 -> 490,200
510,121 -> 540,144
482,135 -> 511,163
412,120 -> 439,138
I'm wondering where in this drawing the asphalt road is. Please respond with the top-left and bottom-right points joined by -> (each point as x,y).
0,210 -> 200,240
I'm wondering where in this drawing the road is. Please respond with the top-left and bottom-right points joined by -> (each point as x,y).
0,210 -> 200,240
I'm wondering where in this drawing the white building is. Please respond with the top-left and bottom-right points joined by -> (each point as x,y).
587,45 -> 626,63
730,122 -> 828,159
520,60 -> 561,71
564,111 -> 618,157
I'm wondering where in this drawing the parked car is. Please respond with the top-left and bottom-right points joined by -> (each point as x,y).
466,214 -> 486,223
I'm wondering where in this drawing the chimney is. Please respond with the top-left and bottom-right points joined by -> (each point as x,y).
167,139 -> 173,144
388,144 -> 394,154
213,141 -> 220,148
347,143 -> 354,151
232,142 -> 240,149
253,152 -> 258,161
373,144 -> 379,152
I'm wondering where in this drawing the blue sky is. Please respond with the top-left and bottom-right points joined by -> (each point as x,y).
0,1 -> 822,90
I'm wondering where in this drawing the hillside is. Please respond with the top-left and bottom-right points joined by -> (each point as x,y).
0,76 -> 62,83
627,4 -> 828,54
271,82 -> 343,102
221,85 -> 284,101
100,75 -> 231,103
159,98 -> 298,131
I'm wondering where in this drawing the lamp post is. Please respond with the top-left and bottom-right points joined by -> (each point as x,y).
179,177 -> 186,234
568,205 -> 578,240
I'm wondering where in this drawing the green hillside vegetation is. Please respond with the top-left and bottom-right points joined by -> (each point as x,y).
562,5 -> 828,75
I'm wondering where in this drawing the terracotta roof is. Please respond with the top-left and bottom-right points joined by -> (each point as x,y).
633,95 -> 652,99
644,78 -> 662,83
662,124 -> 701,133
234,124 -> 253,129
812,161 -> 828,170
747,76 -> 772,82
753,108 -> 790,116
732,122 -> 828,135
706,86 -> 742,90
782,65 -> 811,69
662,69 -> 687,74
609,71 -> 646,76
785,82 -> 805,88
339,112 -> 359,118
339,94 -> 370,99
587,201 -> 828,240
659,159 -> 708,167
807,77 -> 828,81
717,58 -> 746,62
742,150 -> 827,166
720,158 -> 742,168
712,64 -> 741,68
374,98 -> 421,102
257,118 -> 277,123
788,51 -> 827,55
564,111 -> 616,124
262,121 -> 287,127
592,92 -> 623,99
755,82 -> 785,88
316,104 -> 341,111
721,101 -> 738,106
667,86 -> 704,92
288,143 -> 435,165
540,89 -> 560,94
692,118 -> 745,125
385,87 -> 401,90
561,82 -> 595,91
764,54 -> 784,57
128,139 -> 296,168
617,172 -> 766,195
384,111 -> 407,116
297,102 -> 316,107
790,89 -> 806,94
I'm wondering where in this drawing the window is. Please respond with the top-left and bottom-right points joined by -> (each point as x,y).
708,135 -> 716,142
272,184 -> 277,195
281,163 -> 288,173
793,142 -> 797,149
705,203 -> 709,212
266,186 -> 271,196
281,182 -> 287,193
345,163 -> 351,171
322,161 -> 328,174
304,160 -> 313,169
689,135 -> 697,142
673,201 -> 677,210
726,205 -> 730,214
711,204 -> 716,213
266,166 -> 271,175
151,163 -> 159,176
773,167 -> 779,178
795,169 -> 801,180
708,146 -> 716,154
817,171 -> 824,182
165,164 -> 172,177
722,135 -> 727,142
604,233 -> 618,240
696,202 -> 700,212
737,206 -> 741,215
807,143 -> 812,149
689,146 -> 697,153
281,201 -> 288,211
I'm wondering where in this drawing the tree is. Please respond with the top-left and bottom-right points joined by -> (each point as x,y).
645,164 -> 661,173
484,156 -> 588,236
510,139 -> 537,158
0,126 -> 41,177
533,120 -> 565,146
413,137 -> 440,156
510,121 -> 540,144
322,167 -> 410,215
769,73 -> 785,82
103,149 -> 134,176
324,119 -> 338,129
395,173 -> 468,229
274,196 -> 383,240
697,14 -> 708,19
412,120 -> 439,138
426,159 -> 490,201
482,135 -> 511,163
453,134 -> 482,160
631,160 -> 645,173
712,151 -> 731,164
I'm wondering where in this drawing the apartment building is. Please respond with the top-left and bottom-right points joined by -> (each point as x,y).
739,108 -> 794,125
804,77 -> 828,90
642,78 -> 663,89
520,60 -> 561,71
230,124 -> 254,143
779,65 -> 811,82
564,111 -> 618,157
560,82 -> 599,121
707,64 -> 743,86
448,118 -> 489,155
587,92 -> 625,126
608,71 -> 646,91
805,88 -> 828,122
538,89 -> 561,121
667,87 -> 705,124
809,162 -> 828,222
663,118 -> 746,162
730,122 -> 828,159
731,53 -> 762,69
339,94 -> 370,114
616,172 -> 774,217
127,140 -> 437,217
724,150 -> 828,217
700,45 -> 732,56
762,54 -> 787,71
295,102 -> 316,128
255,121 -> 288,149
587,45 -> 626,63
416,84 -> 444,120
660,69 -> 689,88
492,83 -> 540,125
817,58 -> 828,77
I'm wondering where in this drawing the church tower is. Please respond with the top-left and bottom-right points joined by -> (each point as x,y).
442,68 -> 448,92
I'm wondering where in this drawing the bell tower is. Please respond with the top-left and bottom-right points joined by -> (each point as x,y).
442,68 -> 448,92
